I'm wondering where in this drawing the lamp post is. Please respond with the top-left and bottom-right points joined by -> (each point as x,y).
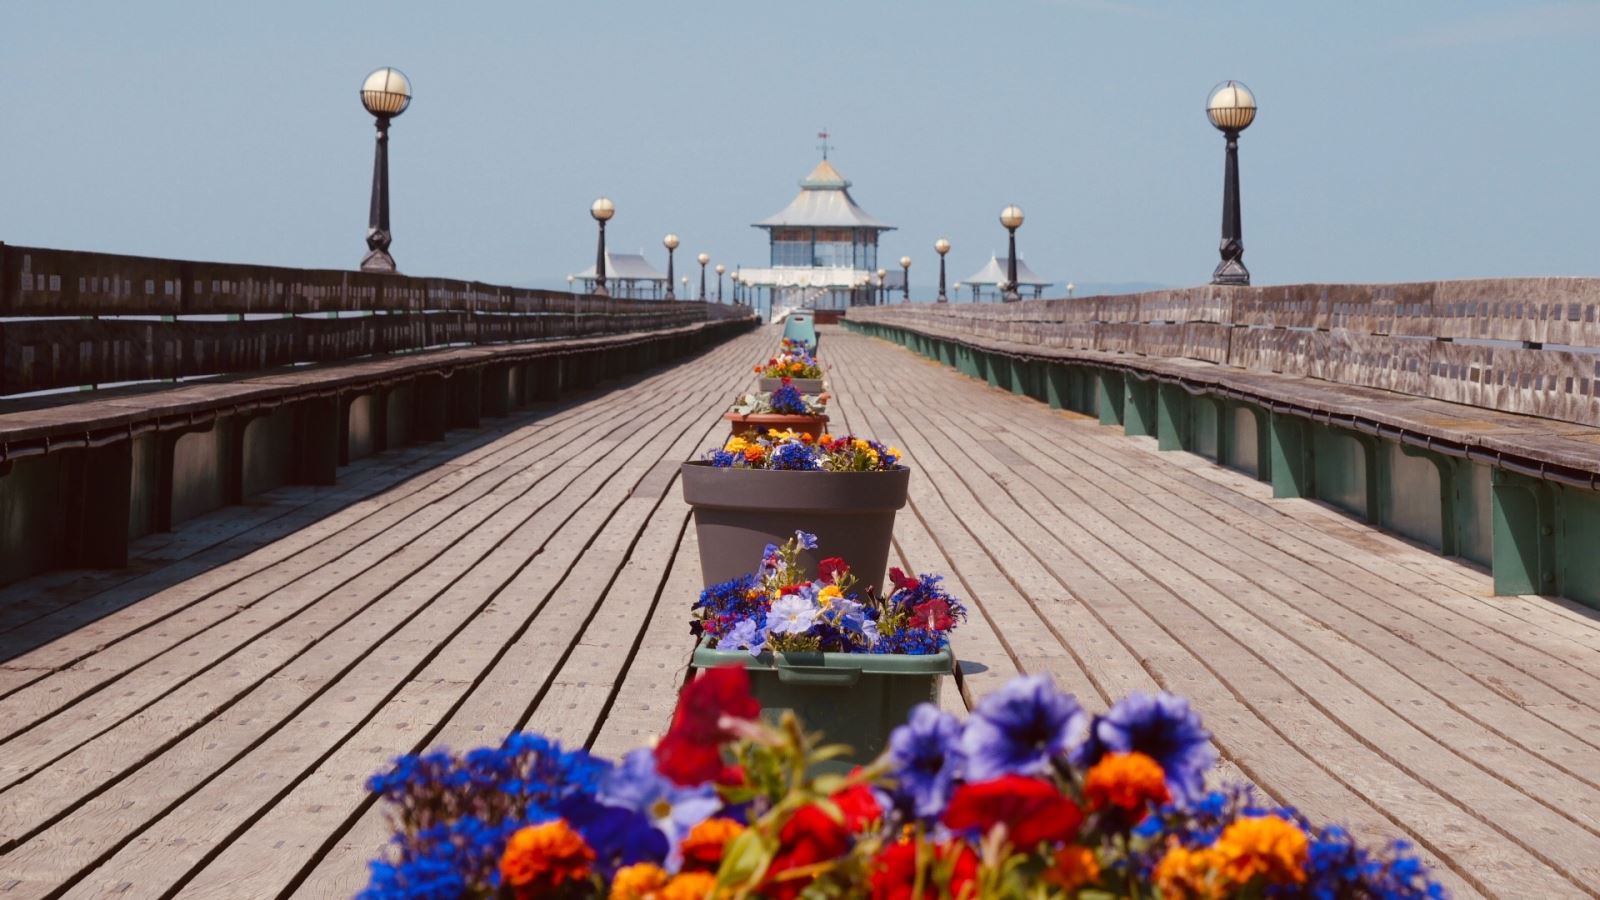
899,256 -> 912,302
1067,281 -> 1076,298
589,197 -> 615,297
681,275 -> 690,301
697,253 -> 710,300
567,274 -> 575,293
715,264 -> 726,302
934,238 -> 951,302
1207,80 -> 1256,286
999,205 -> 1024,302
953,281 -> 963,304
663,233 -> 680,299
359,67 -> 412,273
875,267 -> 887,305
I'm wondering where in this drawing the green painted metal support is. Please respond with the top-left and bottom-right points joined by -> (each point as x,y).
1096,371 -> 1125,426
1267,412 -> 1312,499
1043,364 -> 1069,410
1123,378 -> 1157,438
1010,359 -> 1036,399
1156,383 -> 1190,452
1492,469 -> 1556,596
1399,444 -> 1459,557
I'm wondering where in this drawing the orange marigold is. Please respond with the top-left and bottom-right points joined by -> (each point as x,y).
1213,815 -> 1308,886
1083,751 -> 1171,816
743,444 -> 766,463
1044,844 -> 1101,891
610,862 -> 670,900
1152,842 -> 1227,900
658,870 -> 718,900
500,820 -> 595,896
680,817 -> 746,872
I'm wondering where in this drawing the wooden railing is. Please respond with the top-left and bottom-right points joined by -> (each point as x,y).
849,278 -> 1600,428
0,243 -> 748,395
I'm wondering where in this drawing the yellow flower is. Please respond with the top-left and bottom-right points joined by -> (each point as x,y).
1045,844 -> 1101,892
610,862 -> 670,899
818,585 -> 843,609
1152,842 -> 1227,899
499,820 -> 594,894
1213,815 -> 1308,887
851,438 -> 870,451
724,436 -> 748,453
658,871 -> 718,900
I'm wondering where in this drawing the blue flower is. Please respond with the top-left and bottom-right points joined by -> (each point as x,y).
795,530 -> 818,550
959,674 -> 1086,781
597,749 -> 721,860
768,383 -> 807,414
887,703 -> 966,818
768,591 -> 819,635
557,794 -> 669,876
722,618 -> 768,656
1076,692 -> 1215,804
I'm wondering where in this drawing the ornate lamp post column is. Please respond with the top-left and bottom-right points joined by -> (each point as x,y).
999,205 -> 1024,302
589,197 -> 615,297
359,67 -> 412,273
663,233 -> 680,299
715,264 -> 726,302
1207,80 -> 1256,286
697,253 -> 710,300
875,268 -> 888,305
934,238 -> 951,302
899,256 -> 912,301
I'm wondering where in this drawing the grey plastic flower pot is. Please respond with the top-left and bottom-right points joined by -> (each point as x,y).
679,461 -> 910,598
757,377 -> 824,394
692,638 -> 951,765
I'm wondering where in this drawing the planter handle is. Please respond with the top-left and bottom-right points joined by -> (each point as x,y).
776,664 -> 862,686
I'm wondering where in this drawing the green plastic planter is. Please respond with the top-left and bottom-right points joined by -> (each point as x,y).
692,638 -> 951,765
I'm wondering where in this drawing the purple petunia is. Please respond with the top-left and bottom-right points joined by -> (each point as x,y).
1074,692 -> 1216,804
887,703 -> 966,818
959,674 -> 1086,781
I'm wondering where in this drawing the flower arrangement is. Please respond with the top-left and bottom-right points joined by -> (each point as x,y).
755,340 -> 823,380
692,531 -> 964,656
727,381 -> 825,417
707,430 -> 900,471
361,668 -> 1446,899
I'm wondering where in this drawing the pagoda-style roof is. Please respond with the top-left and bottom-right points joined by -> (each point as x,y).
572,251 -> 668,282
753,159 -> 895,232
961,254 -> 1052,287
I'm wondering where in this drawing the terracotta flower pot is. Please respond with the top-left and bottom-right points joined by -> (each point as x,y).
724,411 -> 828,441
679,461 -> 910,597
757,376 -> 824,393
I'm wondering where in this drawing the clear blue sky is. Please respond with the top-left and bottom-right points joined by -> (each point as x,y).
2,0 -> 1597,291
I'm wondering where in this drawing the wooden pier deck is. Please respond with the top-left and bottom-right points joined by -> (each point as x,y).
3,325 -> 1600,898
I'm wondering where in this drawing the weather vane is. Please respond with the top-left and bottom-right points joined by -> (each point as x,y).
817,128 -> 832,160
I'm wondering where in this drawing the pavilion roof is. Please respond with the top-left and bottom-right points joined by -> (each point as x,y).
961,254 -> 1052,287
753,159 -> 895,232
572,251 -> 668,282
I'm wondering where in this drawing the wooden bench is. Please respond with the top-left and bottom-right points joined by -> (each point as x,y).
847,279 -> 1600,607
0,243 -> 755,585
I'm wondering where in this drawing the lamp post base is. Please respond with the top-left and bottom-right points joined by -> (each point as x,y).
1002,291 -> 1021,303
360,248 -> 397,273
592,284 -> 611,298
1211,259 -> 1250,286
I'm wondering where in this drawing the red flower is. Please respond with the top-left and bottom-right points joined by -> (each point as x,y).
655,666 -> 760,785
764,804 -> 852,900
832,781 -> 882,832
889,568 -> 921,592
781,375 -> 794,384
942,775 -> 1084,848
911,598 -> 956,631
869,840 -> 979,900
818,557 -> 851,584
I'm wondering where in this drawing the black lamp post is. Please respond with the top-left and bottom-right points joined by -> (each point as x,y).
899,256 -> 912,302
935,238 -> 951,302
359,67 -> 412,273
999,205 -> 1024,302
715,264 -> 726,303
663,233 -> 679,299
697,253 -> 710,301
589,197 -> 615,297
1207,80 -> 1256,286
875,268 -> 887,305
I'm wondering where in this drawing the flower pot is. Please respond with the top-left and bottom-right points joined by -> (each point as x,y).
692,638 -> 951,766
679,461 -> 910,597
723,411 -> 828,441
757,376 -> 824,394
